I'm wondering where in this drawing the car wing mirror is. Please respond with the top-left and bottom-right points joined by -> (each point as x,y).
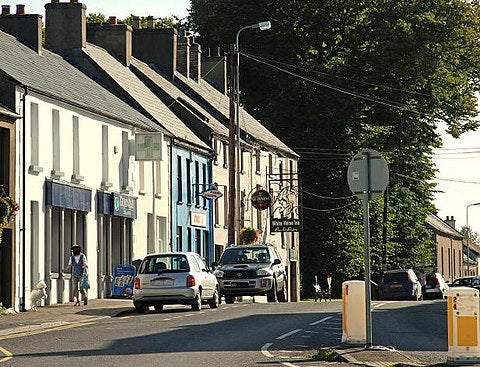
211,261 -> 218,270
272,259 -> 281,266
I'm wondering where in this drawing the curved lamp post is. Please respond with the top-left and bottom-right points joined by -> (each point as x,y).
234,21 -> 271,241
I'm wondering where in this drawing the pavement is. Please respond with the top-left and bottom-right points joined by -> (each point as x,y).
0,298 -> 134,339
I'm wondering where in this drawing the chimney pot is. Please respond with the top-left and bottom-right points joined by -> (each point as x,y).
16,4 -> 25,15
70,0 -> 78,3
1,5 -> 10,15
146,15 -> 154,29
108,16 -> 116,25
51,0 -> 59,3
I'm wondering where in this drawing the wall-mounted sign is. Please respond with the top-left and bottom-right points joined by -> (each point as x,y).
269,177 -> 302,232
251,189 -> 272,211
113,193 -> 137,219
135,133 -> 163,161
200,186 -> 223,200
191,212 -> 207,228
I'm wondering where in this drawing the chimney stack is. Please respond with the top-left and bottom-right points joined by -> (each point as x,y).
1,5 -> 10,15
16,4 -> 25,15
202,47 -> 227,94
146,15 -> 154,29
108,15 -> 116,25
132,27 -> 177,80
189,40 -> 202,81
177,31 -> 190,79
0,5 -> 42,53
445,216 -> 456,229
45,0 -> 87,55
87,20 -> 133,66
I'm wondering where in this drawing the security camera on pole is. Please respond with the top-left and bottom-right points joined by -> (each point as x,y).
347,149 -> 389,348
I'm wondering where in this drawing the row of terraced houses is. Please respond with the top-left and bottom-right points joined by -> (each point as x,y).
0,1 -> 300,311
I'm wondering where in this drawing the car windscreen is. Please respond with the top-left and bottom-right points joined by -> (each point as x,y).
139,255 -> 190,274
452,278 -> 472,286
383,272 -> 409,283
220,248 -> 271,264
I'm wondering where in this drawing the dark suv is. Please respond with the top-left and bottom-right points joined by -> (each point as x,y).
212,244 -> 287,304
379,269 -> 422,301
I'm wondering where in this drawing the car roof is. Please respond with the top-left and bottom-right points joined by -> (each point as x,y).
143,252 -> 200,257
225,244 -> 273,250
384,269 -> 411,273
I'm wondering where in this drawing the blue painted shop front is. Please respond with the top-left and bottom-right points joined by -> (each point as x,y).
171,145 -> 213,264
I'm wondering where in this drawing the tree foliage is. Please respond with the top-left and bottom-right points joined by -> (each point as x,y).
188,0 -> 480,296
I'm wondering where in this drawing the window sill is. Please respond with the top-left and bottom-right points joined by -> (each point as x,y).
121,185 -> 133,194
213,161 -> 219,166
214,224 -> 221,228
255,170 -> 261,175
223,164 -> 228,169
28,164 -> 43,175
155,193 -> 162,199
49,272 -> 60,280
100,181 -> 113,190
195,205 -> 201,209
187,202 -> 193,207
177,201 -> 184,205
138,190 -> 146,196
71,174 -> 84,184
51,169 -> 64,179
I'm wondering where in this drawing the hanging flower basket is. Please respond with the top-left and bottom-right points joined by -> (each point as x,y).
240,226 -> 259,245
0,195 -> 19,244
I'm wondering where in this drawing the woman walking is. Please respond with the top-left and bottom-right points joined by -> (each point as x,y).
62,245 -> 88,306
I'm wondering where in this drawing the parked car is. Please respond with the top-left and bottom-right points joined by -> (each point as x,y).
423,272 -> 448,299
379,269 -> 422,301
133,252 -> 219,313
212,244 -> 287,304
450,276 -> 480,290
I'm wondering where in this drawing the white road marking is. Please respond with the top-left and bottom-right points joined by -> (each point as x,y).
373,303 -> 386,308
304,331 -> 321,334
276,329 -> 302,340
261,343 -> 274,358
309,316 -> 333,326
163,318 -> 171,321
281,362 -> 298,367
185,314 -> 194,317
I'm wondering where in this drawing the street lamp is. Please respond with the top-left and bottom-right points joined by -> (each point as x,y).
466,203 -> 480,275
234,21 -> 271,242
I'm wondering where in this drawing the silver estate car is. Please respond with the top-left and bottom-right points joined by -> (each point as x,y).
133,252 -> 219,313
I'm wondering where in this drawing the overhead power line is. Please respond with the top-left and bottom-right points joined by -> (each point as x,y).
303,200 -> 358,212
241,52 -> 432,117
302,189 -> 356,200
244,52 -> 435,99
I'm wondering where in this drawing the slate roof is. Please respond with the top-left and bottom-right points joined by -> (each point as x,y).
131,58 -> 229,139
84,44 -> 210,150
0,103 -> 20,118
174,71 -> 298,157
426,213 -> 464,240
0,30 -> 158,131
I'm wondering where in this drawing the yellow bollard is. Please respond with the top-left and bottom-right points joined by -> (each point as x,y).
342,280 -> 366,345
447,287 -> 480,364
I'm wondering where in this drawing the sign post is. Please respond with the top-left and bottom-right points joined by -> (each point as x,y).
347,150 -> 389,349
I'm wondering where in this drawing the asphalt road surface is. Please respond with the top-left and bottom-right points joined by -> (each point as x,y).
0,299 -> 447,367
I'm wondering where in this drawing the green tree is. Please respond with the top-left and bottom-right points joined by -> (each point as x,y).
122,15 -> 184,30
189,0 -> 480,297
86,12 -> 106,23
461,226 -> 480,244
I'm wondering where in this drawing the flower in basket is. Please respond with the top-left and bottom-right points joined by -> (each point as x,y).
0,195 -> 20,228
240,226 -> 259,245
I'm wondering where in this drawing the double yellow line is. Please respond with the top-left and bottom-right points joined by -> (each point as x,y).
0,346 -> 12,363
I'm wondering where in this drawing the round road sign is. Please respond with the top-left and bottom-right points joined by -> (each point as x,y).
347,150 -> 389,200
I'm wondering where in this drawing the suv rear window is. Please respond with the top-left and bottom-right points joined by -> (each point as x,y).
139,255 -> 190,274
220,247 -> 271,264
383,272 -> 409,283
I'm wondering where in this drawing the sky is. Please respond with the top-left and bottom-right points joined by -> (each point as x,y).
3,0 -> 191,19
433,121 -> 480,235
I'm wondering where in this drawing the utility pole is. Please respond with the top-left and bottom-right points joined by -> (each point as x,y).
227,44 -> 237,246
382,186 -> 389,271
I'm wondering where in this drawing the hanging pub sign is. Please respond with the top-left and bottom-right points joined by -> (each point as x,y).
251,189 -> 272,210
268,176 -> 302,232
200,184 -> 223,200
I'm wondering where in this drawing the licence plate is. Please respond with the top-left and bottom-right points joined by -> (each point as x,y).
152,279 -> 174,286
229,282 -> 247,287
390,284 -> 403,288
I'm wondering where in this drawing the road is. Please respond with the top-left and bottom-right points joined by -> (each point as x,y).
0,299 -> 447,366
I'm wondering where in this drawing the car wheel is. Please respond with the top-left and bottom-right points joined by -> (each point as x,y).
134,302 -> 147,314
277,284 -> 287,302
192,291 -> 202,311
267,280 -> 278,303
225,295 -> 235,304
209,287 -> 220,309
154,304 -> 163,312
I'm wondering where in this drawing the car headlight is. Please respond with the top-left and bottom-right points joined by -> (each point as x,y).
213,270 -> 224,278
257,268 -> 273,277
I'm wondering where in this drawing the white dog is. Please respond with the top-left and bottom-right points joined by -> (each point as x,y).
30,280 -> 47,311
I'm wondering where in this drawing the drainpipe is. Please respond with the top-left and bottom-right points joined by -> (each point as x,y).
169,141 -> 173,251
20,85 -> 28,311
